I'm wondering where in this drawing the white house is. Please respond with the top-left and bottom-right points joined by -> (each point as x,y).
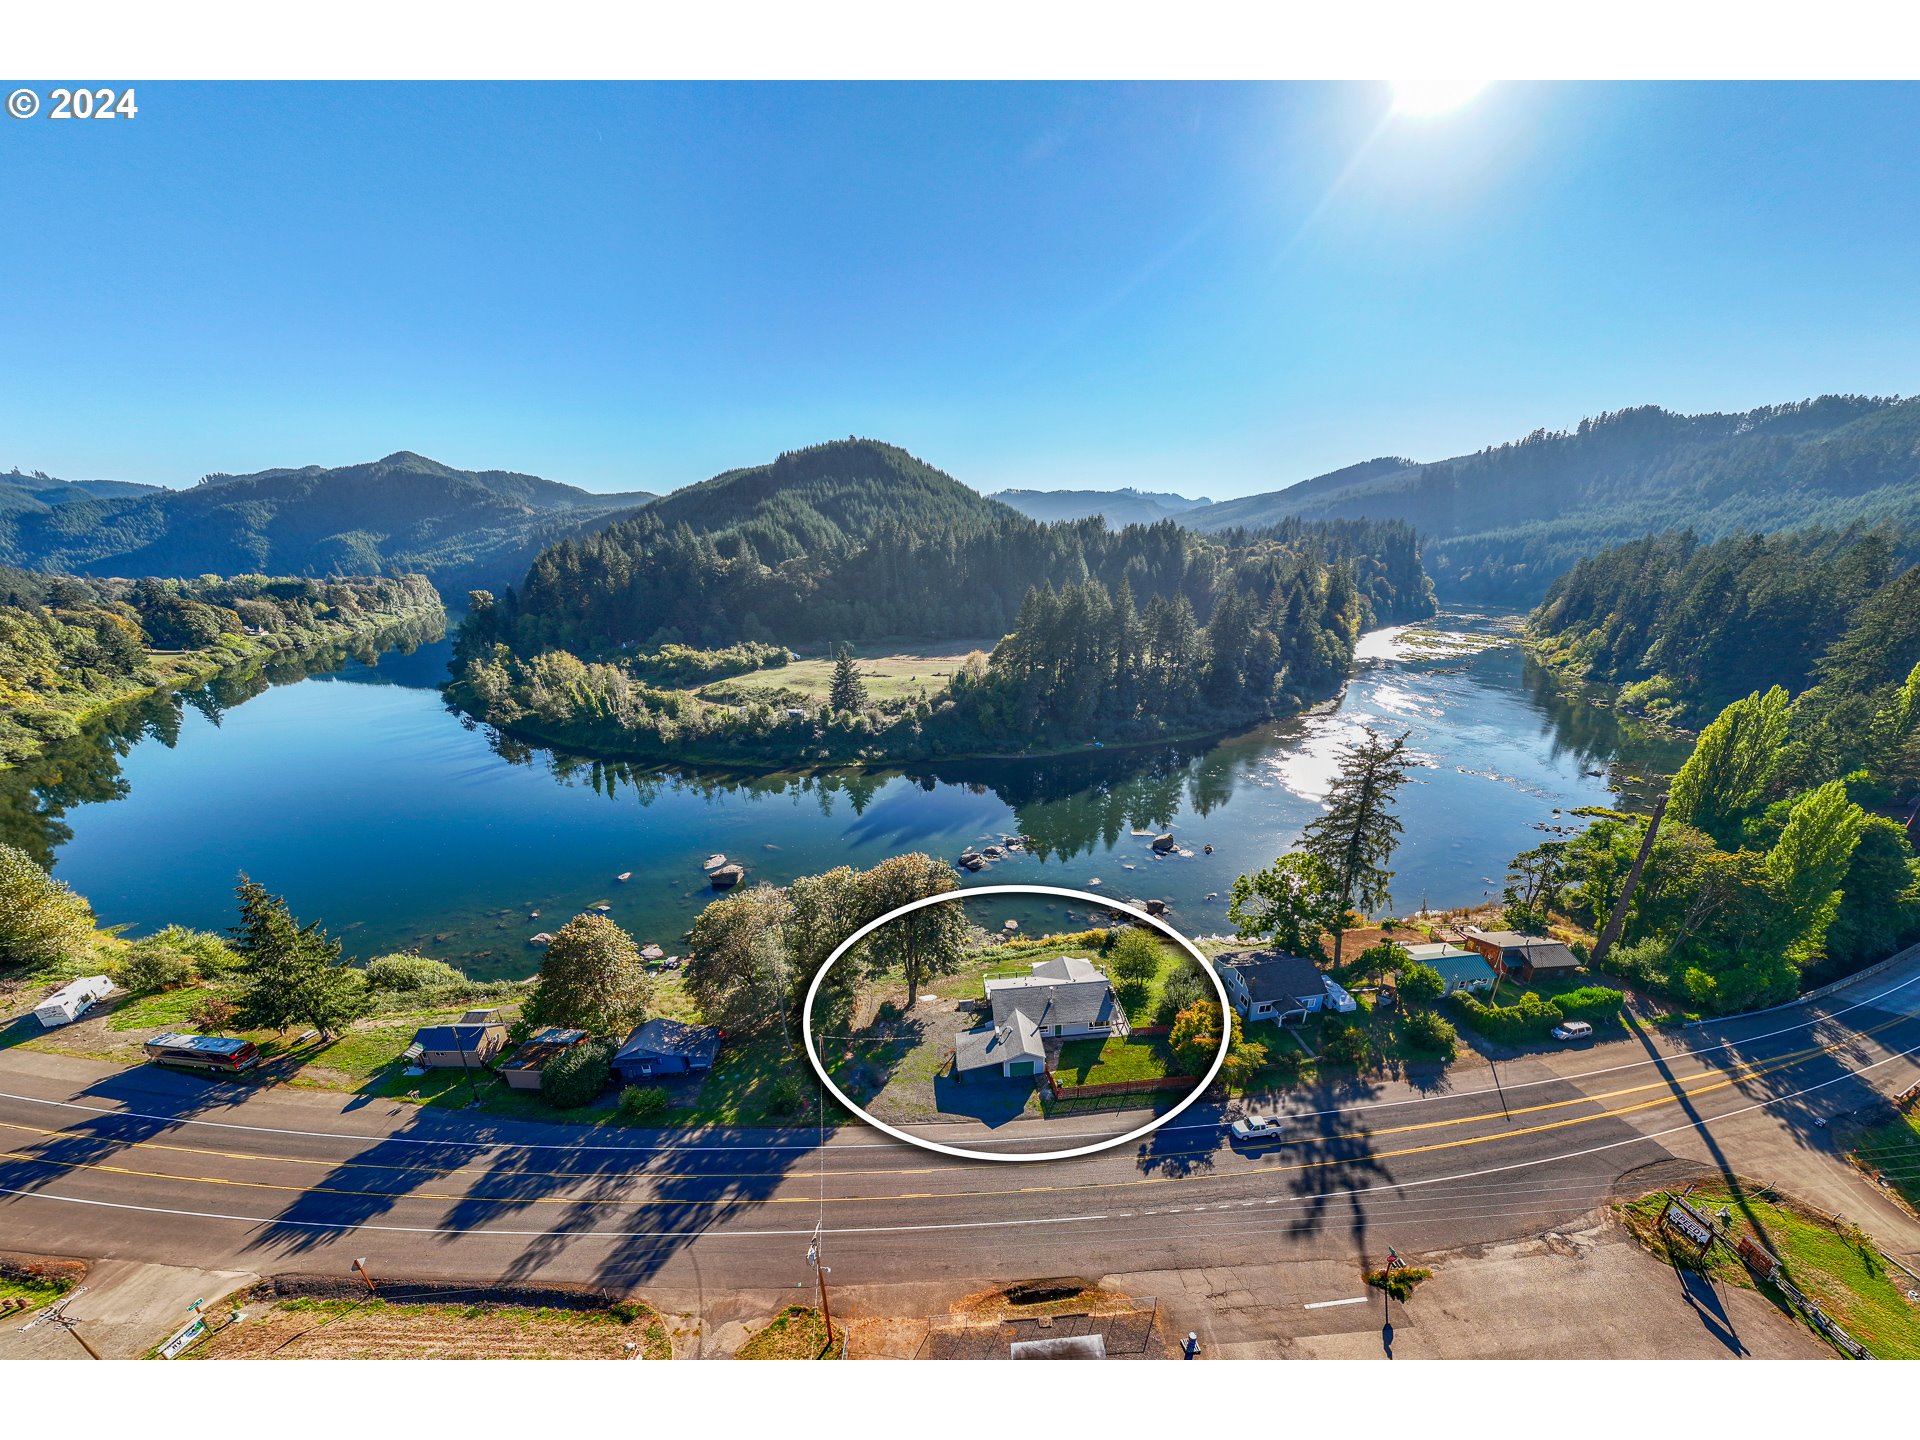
954,956 -> 1125,1078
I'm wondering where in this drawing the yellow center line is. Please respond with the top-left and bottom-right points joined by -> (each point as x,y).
0,1036 -> 1844,1211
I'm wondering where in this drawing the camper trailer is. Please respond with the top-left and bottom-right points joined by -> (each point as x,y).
33,976 -> 114,1029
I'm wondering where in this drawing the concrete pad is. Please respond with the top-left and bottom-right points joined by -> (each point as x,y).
0,1260 -> 257,1360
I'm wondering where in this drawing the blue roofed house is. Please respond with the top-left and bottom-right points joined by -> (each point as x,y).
954,955 -> 1125,1079
1403,941 -> 1497,996
614,1017 -> 722,1084
406,1009 -> 509,1069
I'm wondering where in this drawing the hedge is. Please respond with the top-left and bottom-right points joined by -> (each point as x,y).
1449,985 -> 1625,1042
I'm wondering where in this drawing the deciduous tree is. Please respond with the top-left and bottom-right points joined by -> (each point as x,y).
524,912 -> 653,1037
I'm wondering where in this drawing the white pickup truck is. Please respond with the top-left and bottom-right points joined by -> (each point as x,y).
1228,1113 -> 1286,1143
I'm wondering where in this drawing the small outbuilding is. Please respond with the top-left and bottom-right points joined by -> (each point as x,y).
407,1010 -> 509,1069
614,1018 -> 722,1083
498,1026 -> 591,1091
1459,927 -> 1582,981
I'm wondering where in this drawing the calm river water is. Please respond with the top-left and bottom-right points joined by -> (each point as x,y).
1,613 -> 1682,979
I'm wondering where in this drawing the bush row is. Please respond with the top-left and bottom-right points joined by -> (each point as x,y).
1449,985 -> 1624,1042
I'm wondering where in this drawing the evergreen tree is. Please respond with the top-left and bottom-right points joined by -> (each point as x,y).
1301,729 -> 1415,966
828,644 -> 868,714
229,876 -> 369,1039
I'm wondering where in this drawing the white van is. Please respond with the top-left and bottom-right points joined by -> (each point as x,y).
34,975 -> 114,1029
1550,1019 -> 1593,1042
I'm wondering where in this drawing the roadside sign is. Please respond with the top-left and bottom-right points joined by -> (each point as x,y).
1659,1196 -> 1716,1254
158,1315 -> 207,1359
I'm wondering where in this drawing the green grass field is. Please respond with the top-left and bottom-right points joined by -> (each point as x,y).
1054,1035 -> 1181,1085
1850,1110 -> 1920,1213
698,640 -> 993,707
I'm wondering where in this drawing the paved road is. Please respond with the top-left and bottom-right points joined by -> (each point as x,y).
4,963 -> 1918,1352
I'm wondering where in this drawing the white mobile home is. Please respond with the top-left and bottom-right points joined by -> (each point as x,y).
34,975 -> 114,1029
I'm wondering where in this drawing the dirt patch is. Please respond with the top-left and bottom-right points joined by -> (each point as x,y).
185,1294 -> 677,1360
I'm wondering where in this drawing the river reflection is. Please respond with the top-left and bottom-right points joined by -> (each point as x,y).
3,612 -> 1683,979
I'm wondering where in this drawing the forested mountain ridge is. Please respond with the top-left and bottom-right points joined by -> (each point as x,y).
991,486 -> 1214,526
480,438 -> 1436,655
0,451 -> 656,598
1184,395 -> 1920,601
453,437 -> 1437,766
1,468 -> 164,518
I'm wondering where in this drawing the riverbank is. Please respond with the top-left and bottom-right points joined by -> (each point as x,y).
0,577 -> 446,771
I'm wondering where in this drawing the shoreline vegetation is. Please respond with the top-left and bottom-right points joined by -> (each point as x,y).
0,567 -> 446,769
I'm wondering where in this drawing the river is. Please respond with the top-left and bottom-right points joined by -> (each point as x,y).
0,612 -> 1683,979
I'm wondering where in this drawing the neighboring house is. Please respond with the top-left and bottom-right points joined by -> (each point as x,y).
1403,941 -> 1497,996
498,1026 -> 590,1091
614,1018 -> 722,1083
1459,927 -> 1583,981
407,1009 -> 509,1069
1215,949 -> 1328,1024
953,955 -> 1124,1078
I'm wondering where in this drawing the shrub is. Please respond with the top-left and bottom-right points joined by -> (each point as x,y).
1365,1265 -> 1432,1301
1607,936 -> 1673,988
1397,961 -> 1446,1006
1450,988 -> 1564,1043
1352,941 -> 1408,984
364,954 -> 468,993
768,1074 -> 815,1116
540,1039 -> 612,1109
1401,1008 -> 1459,1060
1155,964 -> 1212,1024
133,925 -> 242,978
1319,1022 -> 1372,1069
1107,928 -> 1163,987
117,942 -> 199,995
1554,985 -> 1625,1026
616,1085 -> 672,1122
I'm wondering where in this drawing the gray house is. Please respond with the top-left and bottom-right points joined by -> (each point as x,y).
1215,950 -> 1329,1024
614,1018 -> 722,1083
954,956 -> 1124,1078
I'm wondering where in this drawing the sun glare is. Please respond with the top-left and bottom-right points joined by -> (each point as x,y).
1389,77 -> 1490,116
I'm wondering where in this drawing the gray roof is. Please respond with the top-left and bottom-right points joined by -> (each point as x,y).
616,1018 -> 721,1066
983,957 -> 1117,1032
954,1012 -> 1048,1072
1217,950 -> 1326,1007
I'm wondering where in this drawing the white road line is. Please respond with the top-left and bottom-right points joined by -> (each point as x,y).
2,1037 -> 1912,1242
1303,1296 -> 1370,1309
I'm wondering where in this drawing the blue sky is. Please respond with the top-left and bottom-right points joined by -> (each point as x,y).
3,81 -> 1917,499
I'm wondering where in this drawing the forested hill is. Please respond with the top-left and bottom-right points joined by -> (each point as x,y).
1,468 -> 165,515
479,438 -> 1437,655
1183,395 -> 1920,602
0,451 -> 656,598
991,486 -> 1213,527
1527,527 -> 1920,727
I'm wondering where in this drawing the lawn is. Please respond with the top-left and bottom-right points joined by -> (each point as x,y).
698,641 -> 993,707
1621,1183 -> 1920,1359
736,1305 -> 840,1359
1054,1035 -> 1182,1085
0,1271 -> 75,1314
1849,1110 -> 1920,1213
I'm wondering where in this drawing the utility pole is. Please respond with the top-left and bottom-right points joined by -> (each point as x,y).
1591,794 -> 1666,971
807,1227 -> 835,1350
22,1287 -> 101,1359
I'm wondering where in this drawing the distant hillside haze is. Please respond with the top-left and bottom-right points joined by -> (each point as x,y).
991,486 -> 1214,527
1184,395 -> 1920,601
0,450 -> 657,597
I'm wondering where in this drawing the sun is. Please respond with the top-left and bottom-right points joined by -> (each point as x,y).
1389,78 -> 1490,116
